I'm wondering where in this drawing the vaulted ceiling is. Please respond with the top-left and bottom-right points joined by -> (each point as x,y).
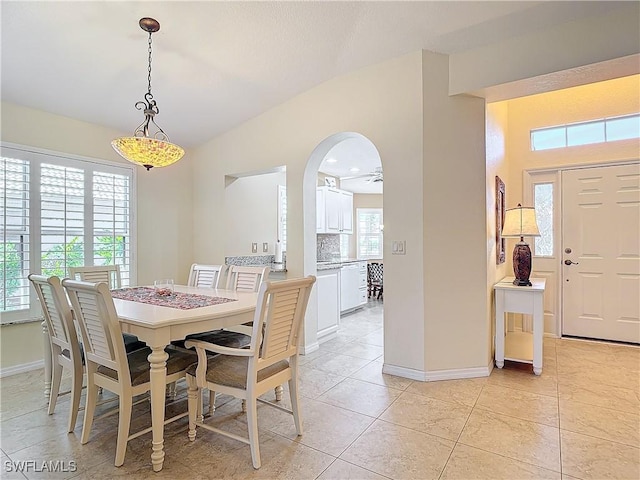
2,1 -> 628,150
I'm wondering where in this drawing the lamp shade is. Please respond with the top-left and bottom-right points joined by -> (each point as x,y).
111,137 -> 185,171
502,205 -> 540,238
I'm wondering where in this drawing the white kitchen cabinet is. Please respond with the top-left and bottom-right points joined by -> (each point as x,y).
340,261 -> 367,313
317,187 -> 353,234
317,267 -> 340,341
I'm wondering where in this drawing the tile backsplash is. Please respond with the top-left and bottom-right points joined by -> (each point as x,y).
317,234 -> 340,261
225,255 -> 275,266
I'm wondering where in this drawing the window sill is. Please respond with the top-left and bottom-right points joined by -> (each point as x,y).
0,316 -> 44,327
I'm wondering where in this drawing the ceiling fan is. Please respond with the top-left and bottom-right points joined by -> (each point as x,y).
342,167 -> 383,183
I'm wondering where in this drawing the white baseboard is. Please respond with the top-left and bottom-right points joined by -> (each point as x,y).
383,361 -> 493,382
300,342 -> 320,356
0,360 -> 44,378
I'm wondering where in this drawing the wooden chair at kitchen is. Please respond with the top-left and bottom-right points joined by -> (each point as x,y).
367,262 -> 383,300
62,279 -> 197,467
187,263 -> 228,288
68,265 -> 146,351
28,274 -> 83,434
185,276 -> 316,469
193,264 -> 272,413
224,265 -> 270,292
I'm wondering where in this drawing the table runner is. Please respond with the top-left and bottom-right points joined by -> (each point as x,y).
111,287 -> 237,310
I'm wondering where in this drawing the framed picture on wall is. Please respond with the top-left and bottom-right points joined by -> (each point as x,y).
496,175 -> 506,265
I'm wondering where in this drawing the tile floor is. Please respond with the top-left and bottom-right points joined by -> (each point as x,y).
1,300 -> 639,479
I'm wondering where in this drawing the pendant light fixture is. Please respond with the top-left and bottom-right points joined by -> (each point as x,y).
111,17 -> 184,170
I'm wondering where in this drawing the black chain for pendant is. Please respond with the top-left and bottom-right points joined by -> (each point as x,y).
147,32 -> 153,96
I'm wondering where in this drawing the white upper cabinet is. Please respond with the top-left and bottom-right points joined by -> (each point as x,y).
317,186 -> 353,234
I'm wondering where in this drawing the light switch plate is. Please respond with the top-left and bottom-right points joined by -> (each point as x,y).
251,243 -> 258,253
392,240 -> 406,255
263,242 -> 269,252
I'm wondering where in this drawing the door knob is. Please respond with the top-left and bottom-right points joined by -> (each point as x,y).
564,259 -> 579,265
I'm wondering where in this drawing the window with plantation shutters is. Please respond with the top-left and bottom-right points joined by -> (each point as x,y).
1,144 -> 135,323
357,208 -> 383,259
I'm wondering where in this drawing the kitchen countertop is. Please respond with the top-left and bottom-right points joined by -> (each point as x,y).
316,258 -> 364,271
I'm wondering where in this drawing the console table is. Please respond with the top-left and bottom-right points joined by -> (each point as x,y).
494,277 -> 546,375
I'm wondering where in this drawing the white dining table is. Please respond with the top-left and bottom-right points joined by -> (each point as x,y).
112,285 -> 257,472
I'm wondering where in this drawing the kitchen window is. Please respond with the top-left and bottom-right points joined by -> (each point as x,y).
1,144 -> 135,323
357,208 -> 383,259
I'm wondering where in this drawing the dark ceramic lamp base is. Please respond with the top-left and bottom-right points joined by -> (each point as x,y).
512,241 -> 532,286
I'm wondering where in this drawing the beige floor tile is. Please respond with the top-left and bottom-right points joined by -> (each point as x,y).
349,360 -> 413,391
561,429 -> 640,480
0,408 -> 80,455
488,366 -> 558,397
318,378 -> 402,417
458,409 -> 561,472
355,329 -> 384,347
256,397 -> 374,456
317,459 -> 388,480
476,384 -> 559,427
297,365 -> 346,399
380,391 -> 471,441
559,398 -> 640,447
557,363 -> 640,393
337,342 -> 385,361
558,378 -> 640,414
8,431 -> 115,480
69,457 -> 209,480
188,433 -> 335,479
405,377 -> 485,407
441,443 -> 560,480
1,450 -> 28,479
317,336 -> 358,354
305,353 -> 372,377
298,348 -> 334,366
340,419 -> 454,480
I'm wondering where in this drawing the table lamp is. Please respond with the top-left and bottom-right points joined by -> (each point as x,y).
501,204 -> 540,286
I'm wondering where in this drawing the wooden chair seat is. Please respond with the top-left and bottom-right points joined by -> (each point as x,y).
172,330 -> 251,350
185,356 -> 289,390
97,347 -> 196,387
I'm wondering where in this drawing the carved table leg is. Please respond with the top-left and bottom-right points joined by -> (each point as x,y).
148,346 -> 168,472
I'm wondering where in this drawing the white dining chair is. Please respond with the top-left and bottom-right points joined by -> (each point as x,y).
187,263 -> 227,288
225,265 -> 270,292
62,279 -> 197,467
185,276 -> 316,469
68,265 -> 146,352
68,264 -> 122,289
28,274 -> 83,434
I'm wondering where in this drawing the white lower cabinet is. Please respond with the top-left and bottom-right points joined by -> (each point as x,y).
340,261 -> 368,314
317,268 -> 340,340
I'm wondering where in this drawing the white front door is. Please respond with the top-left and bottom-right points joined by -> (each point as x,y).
561,163 -> 640,343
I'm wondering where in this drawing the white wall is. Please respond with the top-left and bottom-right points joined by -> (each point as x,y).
191,51 -> 429,373
421,51 -> 489,374
485,102 -> 511,361
449,3 -> 640,98
224,171 -> 286,256
0,102 -> 193,369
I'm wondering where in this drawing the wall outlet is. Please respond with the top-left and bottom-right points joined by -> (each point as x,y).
263,242 -> 269,252
251,243 -> 258,253
392,240 -> 406,255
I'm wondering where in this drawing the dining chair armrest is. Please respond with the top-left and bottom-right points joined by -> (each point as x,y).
222,325 -> 253,337
184,339 -> 255,357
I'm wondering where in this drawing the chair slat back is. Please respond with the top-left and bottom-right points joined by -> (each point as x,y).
62,279 -> 126,374
251,276 -> 315,363
368,262 -> 383,284
69,265 -> 122,289
187,264 -> 227,288
28,274 -> 78,353
226,265 -> 270,292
